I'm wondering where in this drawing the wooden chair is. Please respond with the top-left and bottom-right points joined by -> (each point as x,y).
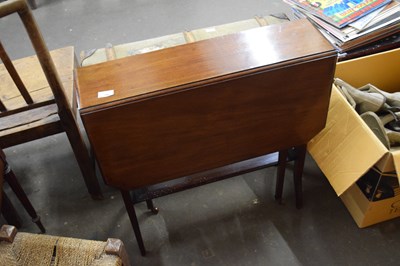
4,0 -> 36,9
1,149 -> 45,233
0,0 -> 102,199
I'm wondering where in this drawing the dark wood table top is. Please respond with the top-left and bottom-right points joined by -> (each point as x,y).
77,19 -> 335,112
76,19 -> 337,189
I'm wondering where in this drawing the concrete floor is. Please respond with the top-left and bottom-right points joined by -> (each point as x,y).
1,0 -> 400,265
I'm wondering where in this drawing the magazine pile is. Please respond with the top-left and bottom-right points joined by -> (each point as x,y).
284,0 -> 400,53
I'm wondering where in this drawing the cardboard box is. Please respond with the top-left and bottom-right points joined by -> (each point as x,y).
346,167 -> 400,227
308,48 -> 400,227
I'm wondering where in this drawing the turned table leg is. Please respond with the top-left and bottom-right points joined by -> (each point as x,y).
120,190 -> 146,256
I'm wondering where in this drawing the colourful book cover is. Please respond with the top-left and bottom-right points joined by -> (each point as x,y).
287,0 -> 392,28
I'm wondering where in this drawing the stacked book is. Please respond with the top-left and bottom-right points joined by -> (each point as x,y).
284,0 -> 400,53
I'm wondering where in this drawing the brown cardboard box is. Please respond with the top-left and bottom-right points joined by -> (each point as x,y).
308,48 -> 400,227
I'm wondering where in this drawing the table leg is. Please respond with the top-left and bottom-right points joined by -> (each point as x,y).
146,199 -> 159,214
120,190 -> 146,256
293,145 -> 307,209
275,149 -> 288,203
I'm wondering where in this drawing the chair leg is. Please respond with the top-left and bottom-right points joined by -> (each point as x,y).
293,145 -> 307,209
59,109 -> 103,199
5,168 -> 45,233
275,149 -> 288,203
1,192 -> 22,228
121,190 -> 146,256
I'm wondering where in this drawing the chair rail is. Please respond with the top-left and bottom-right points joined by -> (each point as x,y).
0,0 -> 25,18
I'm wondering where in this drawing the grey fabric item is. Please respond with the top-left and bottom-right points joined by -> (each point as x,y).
361,84 -> 400,107
386,130 -> 400,147
380,112 -> 400,125
361,111 -> 400,149
334,78 -> 386,114
334,79 -> 400,148
336,83 -> 356,109
361,111 -> 391,149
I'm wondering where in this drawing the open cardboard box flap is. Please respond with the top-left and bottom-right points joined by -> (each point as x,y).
308,86 -> 388,196
309,48 -> 400,196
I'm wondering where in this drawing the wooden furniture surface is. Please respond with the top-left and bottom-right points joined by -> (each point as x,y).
0,47 -> 74,140
77,19 -> 337,190
339,33 -> 400,61
5,0 -> 37,10
0,0 -> 101,198
79,14 -> 290,67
